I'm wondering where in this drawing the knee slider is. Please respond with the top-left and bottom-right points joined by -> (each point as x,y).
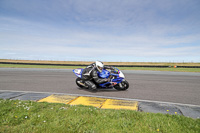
91,84 -> 96,89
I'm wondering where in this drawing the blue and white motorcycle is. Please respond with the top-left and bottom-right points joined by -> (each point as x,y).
73,67 -> 129,90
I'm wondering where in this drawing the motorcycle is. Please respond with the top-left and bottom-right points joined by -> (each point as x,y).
73,67 -> 129,90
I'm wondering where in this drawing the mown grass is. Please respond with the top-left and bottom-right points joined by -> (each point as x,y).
1,64 -> 200,72
1,59 -> 200,66
0,64 -> 83,69
0,99 -> 200,133
118,67 -> 200,72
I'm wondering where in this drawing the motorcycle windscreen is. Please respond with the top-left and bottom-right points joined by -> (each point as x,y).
119,71 -> 125,78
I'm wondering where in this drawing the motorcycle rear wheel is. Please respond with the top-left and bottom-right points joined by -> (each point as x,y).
114,80 -> 129,90
76,78 -> 85,88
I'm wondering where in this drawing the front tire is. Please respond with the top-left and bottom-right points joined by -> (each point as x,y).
114,80 -> 129,90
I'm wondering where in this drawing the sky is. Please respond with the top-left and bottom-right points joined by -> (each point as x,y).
0,0 -> 200,62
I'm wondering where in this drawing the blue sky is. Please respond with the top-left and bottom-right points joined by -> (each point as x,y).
0,0 -> 200,62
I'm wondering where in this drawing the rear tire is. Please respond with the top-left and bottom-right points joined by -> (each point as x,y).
76,78 -> 85,88
114,80 -> 129,90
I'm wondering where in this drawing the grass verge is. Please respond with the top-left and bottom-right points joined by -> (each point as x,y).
0,64 -> 200,72
0,99 -> 200,133
118,67 -> 200,72
1,59 -> 200,66
0,64 -> 83,69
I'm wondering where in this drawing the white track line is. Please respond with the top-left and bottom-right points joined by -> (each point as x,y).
0,89 -> 200,107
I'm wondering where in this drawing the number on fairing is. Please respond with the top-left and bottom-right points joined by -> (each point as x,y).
75,69 -> 81,74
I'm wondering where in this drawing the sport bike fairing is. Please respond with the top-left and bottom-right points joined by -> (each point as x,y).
73,68 -> 84,78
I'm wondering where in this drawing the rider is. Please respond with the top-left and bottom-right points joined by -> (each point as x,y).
81,61 -> 113,90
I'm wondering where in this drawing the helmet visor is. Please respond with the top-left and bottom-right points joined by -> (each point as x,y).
97,66 -> 103,72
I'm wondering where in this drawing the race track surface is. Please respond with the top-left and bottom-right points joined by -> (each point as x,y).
0,68 -> 200,106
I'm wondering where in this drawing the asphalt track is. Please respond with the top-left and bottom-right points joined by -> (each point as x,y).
0,68 -> 200,106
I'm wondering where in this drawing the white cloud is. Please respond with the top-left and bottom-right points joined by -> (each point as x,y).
0,0 -> 200,62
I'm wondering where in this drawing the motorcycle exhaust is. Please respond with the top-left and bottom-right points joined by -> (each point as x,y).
77,81 -> 87,87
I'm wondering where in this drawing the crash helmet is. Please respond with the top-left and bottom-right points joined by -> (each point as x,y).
95,61 -> 104,72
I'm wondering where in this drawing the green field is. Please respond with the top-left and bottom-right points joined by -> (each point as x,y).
0,99 -> 200,133
0,64 -> 83,69
1,59 -> 200,66
0,64 -> 200,72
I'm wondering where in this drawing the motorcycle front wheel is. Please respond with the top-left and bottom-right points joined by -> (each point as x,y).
114,80 -> 129,90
